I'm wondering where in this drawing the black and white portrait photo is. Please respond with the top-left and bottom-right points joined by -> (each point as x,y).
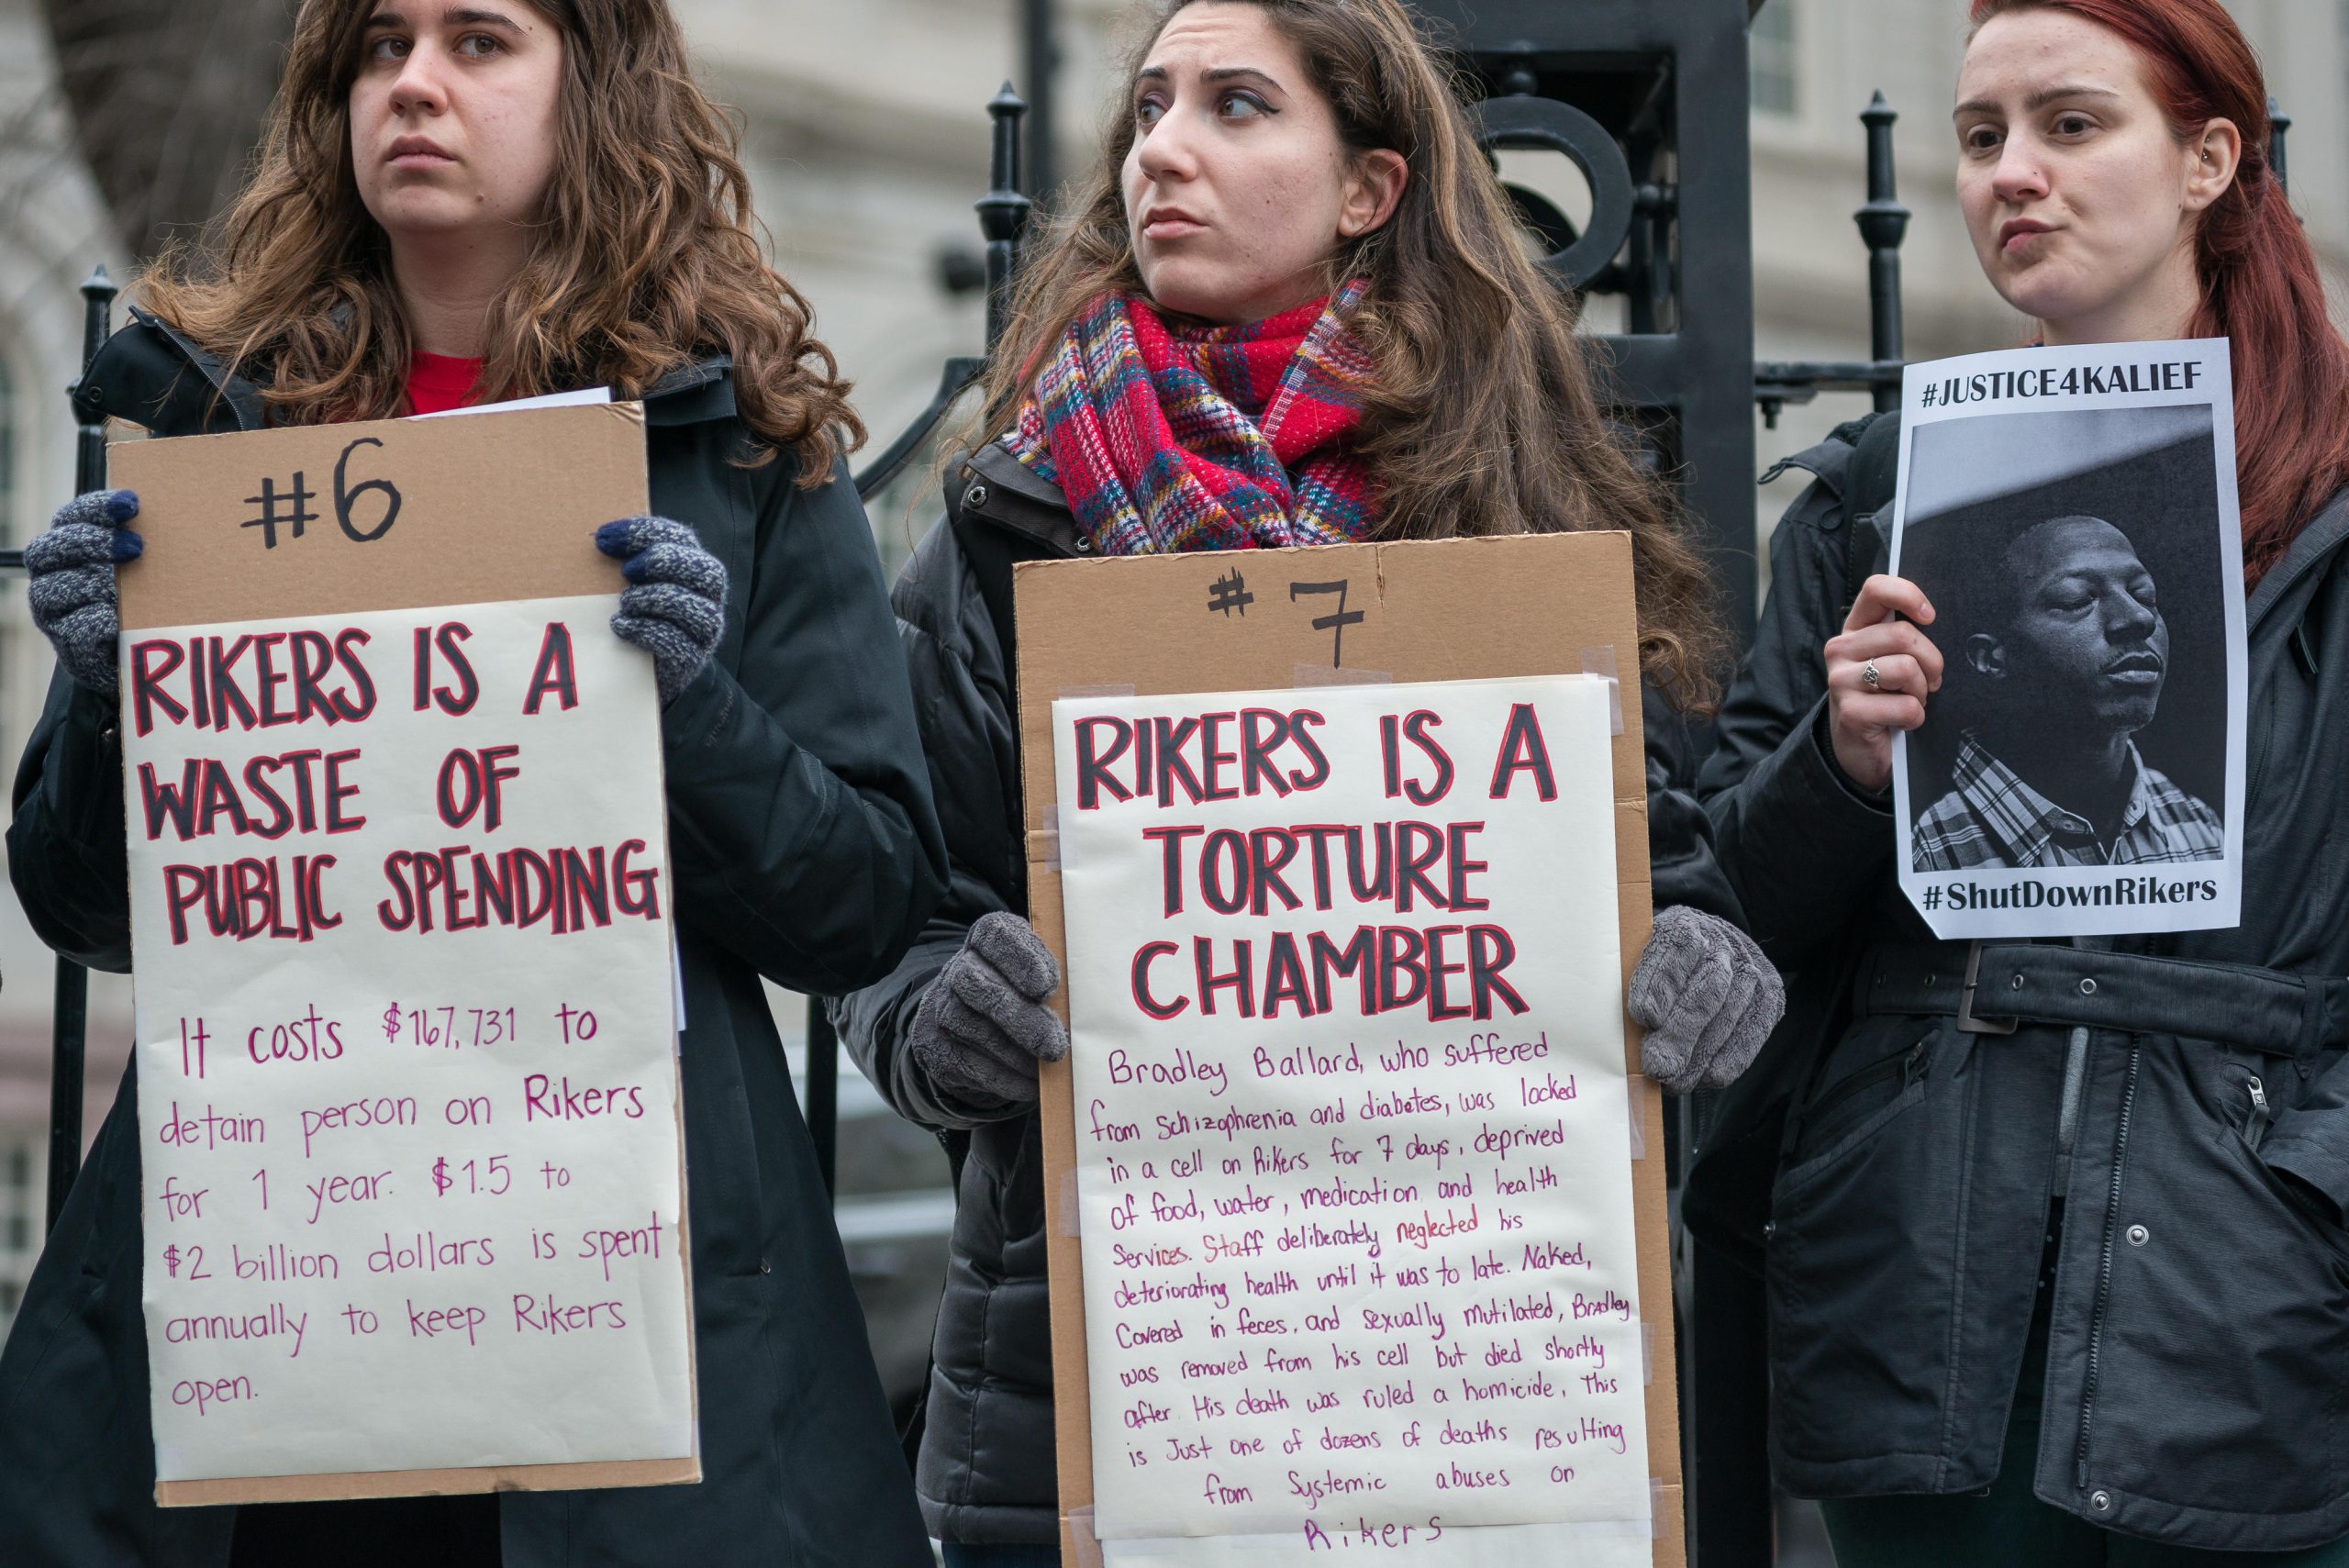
1892,342 -> 2245,939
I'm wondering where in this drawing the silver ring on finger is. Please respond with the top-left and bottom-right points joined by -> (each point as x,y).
1861,658 -> 1881,689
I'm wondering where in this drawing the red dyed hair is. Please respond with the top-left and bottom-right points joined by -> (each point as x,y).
1971,0 -> 2349,581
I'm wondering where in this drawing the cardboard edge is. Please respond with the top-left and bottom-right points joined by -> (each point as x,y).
1030,860 -> 1097,1547
1655,1481 -> 1688,1568
114,399 -> 651,454
651,708 -> 703,1480
158,1455 -> 699,1507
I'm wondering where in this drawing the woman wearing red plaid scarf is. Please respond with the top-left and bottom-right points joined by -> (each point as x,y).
832,4 -> 1768,1561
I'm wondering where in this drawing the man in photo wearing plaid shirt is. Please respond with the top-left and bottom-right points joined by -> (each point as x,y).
1913,514 -> 2222,871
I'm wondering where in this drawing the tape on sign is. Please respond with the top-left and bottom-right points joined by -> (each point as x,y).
1292,662 -> 1393,687
1066,1506 -> 1107,1568
1642,1321 -> 1655,1386
1041,803 -> 1069,873
1652,1478 -> 1667,1538
1578,646 -> 1626,736
1060,684 -> 1139,702
1627,1086 -> 1647,1160
1056,1167 -> 1082,1238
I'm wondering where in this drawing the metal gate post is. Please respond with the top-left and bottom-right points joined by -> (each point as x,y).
1419,0 -> 1762,639
1406,9 -> 1765,1554
44,264 -> 114,1236
978,84 -> 1034,358
806,1000 -> 839,1199
1857,93 -> 1909,414
829,85 -> 1035,1204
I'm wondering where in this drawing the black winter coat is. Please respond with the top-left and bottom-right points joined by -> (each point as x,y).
1693,417 -> 2349,1551
830,443 -> 1745,1545
0,313 -> 948,1567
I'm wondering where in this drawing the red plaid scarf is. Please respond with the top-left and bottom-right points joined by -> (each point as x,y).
1003,283 -> 1377,554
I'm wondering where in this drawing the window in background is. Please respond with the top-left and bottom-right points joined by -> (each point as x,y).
1753,0 -> 1799,118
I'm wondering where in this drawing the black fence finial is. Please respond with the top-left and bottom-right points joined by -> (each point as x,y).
1855,92 -> 1909,413
978,83 -> 1034,353
2268,95 -> 2291,197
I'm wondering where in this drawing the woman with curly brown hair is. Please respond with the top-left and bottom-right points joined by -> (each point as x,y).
830,3 -> 1776,1562
0,3 -> 943,1564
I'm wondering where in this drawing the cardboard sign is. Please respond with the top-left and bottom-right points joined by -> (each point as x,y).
1017,533 -> 1679,1567
108,404 -> 698,1505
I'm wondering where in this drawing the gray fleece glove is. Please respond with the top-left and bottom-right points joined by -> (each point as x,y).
595,516 -> 726,704
1628,906 -> 1785,1093
910,912 -> 1071,1107
25,489 -> 143,694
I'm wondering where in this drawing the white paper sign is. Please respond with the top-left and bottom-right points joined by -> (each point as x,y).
1890,339 -> 2247,939
124,595 -> 694,1483
411,387 -> 613,419
1052,675 -> 1651,1558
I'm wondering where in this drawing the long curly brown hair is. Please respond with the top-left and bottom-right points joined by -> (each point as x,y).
984,0 -> 1727,711
137,0 -> 860,481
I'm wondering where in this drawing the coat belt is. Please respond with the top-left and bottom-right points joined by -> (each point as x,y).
1857,941 -> 2349,1061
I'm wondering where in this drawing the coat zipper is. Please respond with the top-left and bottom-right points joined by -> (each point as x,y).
2247,1075 -> 2272,1147
2075,1045 -> 2143,1490
1800,1040 -> 1927,1134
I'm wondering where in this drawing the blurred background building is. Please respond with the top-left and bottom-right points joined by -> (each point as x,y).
1,0 -> 2344,1518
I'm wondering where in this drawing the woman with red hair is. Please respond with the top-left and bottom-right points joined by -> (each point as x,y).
1693,0 -> 2349,1560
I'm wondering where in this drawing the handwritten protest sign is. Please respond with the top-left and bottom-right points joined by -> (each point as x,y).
109,404 -> 696,1504
1017,534 -> 1677,1568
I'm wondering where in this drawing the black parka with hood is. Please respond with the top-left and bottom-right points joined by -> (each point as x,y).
1693,416 -> 2349,1551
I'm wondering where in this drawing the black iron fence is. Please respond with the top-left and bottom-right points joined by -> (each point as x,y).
21,264 -> 116,1234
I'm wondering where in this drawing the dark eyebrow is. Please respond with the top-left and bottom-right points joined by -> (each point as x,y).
362,6 -> 526,31
1204,66 -> 1286,94
1130,64 -> 1286,94
1954,83 -> 2123,118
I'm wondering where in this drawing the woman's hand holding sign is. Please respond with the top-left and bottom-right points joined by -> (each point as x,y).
27,489 -> 144,695
911,912 -> 1071,1108
1824,573 -> 1943,793
1629,906 -> 1786,1093
595,516 -> 727,704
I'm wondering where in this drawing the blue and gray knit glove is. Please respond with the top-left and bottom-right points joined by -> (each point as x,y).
594,517 -> 727,704
1628,906 -> 1786,1093
25,489 -> 143,695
